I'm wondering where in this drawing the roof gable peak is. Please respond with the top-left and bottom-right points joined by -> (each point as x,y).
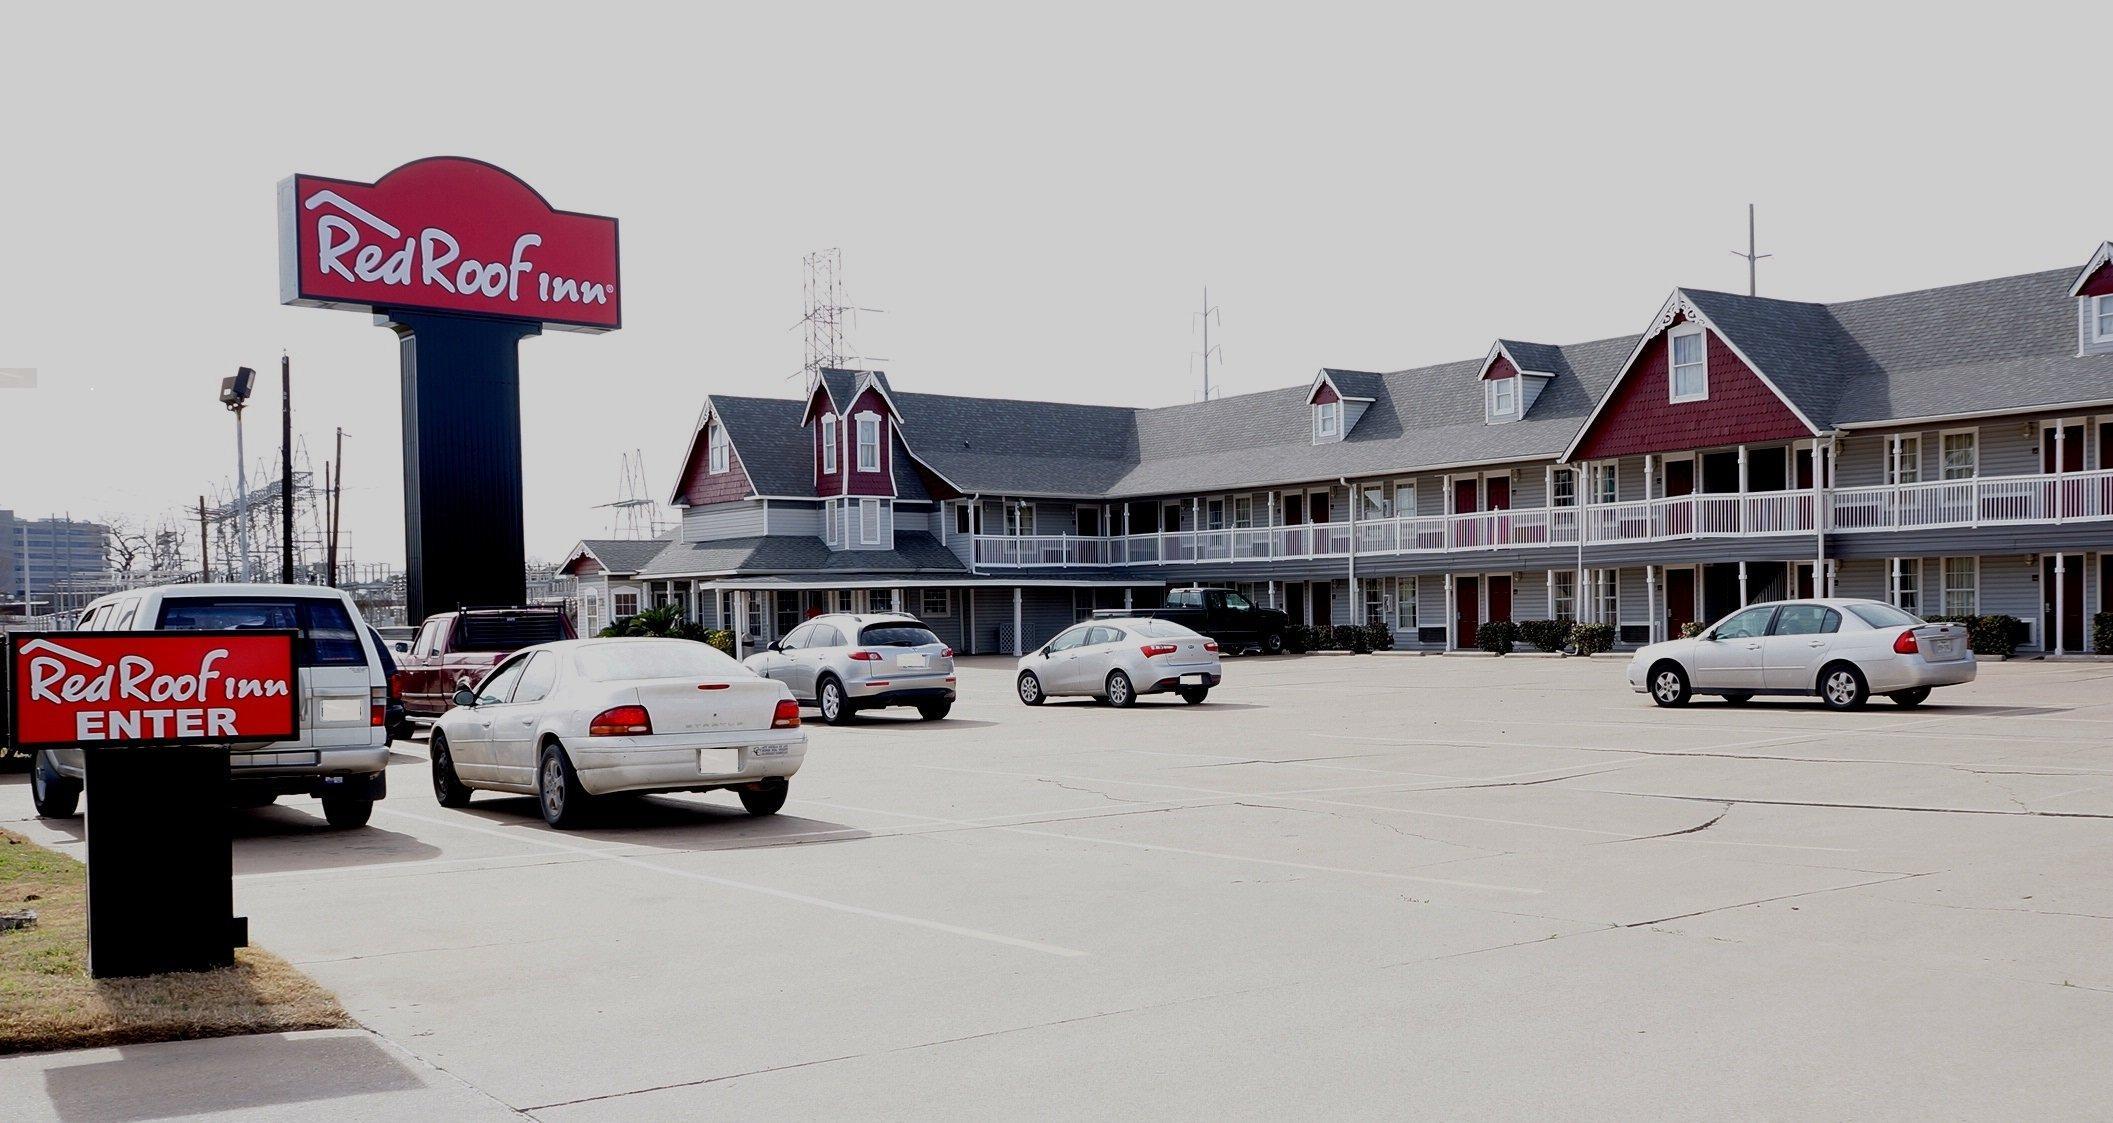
2068,241 -> 2113,296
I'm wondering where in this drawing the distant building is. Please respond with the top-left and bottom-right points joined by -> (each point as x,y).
0,511 -> 109,611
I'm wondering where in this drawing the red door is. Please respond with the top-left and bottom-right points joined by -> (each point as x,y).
2043,557 -> 2086,652
1453,479 -> 1480,513
1487,575 -> 1512,625
1794,565 -> 1816,599
2044,425 -> 2086,472
1665,568 -> 1697,637
1455,576 -> 1480,648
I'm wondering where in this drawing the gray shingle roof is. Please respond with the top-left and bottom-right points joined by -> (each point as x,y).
576,537 -> 673,576
710,396 -> 811,496
638,531 -> 969,578
1498,341 -> 1565,374
1321,368 -> 1386,399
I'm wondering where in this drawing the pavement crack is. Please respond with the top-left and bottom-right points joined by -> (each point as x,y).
1624,871 -> 1934,928
1576,790 -> 2113,821
1037,778 -> 1153,805
1607,802 -> 1732,844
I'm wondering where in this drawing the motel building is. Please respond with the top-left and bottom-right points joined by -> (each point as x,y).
561,242 -> 2113,657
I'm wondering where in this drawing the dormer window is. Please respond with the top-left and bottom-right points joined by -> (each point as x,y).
1314,400 -> 1342,440
856,412 -> 881,472
1486,376 -> 1518,422
707,422 -> 730,474
820,414 -> 838,474
2094,295 -> 2113,342
1668,326 -> 1708,402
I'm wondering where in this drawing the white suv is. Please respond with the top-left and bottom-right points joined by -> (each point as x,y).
30,583 -> 392,827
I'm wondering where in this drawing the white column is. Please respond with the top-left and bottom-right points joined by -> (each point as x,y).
1545,569 -> 1554,619
2055,553 -> 2066,653
1123,587 -> 1133,611
1443,573 -> 1456,650
1738,561 -> 1749,606
891,587 -> 903,612
732,592 -> 746,659
1889,557 -> 1901,607
1267,579 -> 1276,609
1012,587 -> 1024,657
1646,565 -> 1659,643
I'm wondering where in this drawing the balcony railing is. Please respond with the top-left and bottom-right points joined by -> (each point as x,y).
965,470 -> 2113,568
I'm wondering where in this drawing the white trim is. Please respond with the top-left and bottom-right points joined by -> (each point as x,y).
2067,241 -> 2113,297
1306,369 -> 1377,406
1938,427 -> 1978,481
1314,399 -> 1343,441
855,411 -> 881,473
819,413 -> 838,476
1833,398 -> 2113,430
1485,375 -> 1519,422
859,497 -> 881,545
706,420 -> 731,474
2093,294 -> 2113,344
1667,324 -> 1709,404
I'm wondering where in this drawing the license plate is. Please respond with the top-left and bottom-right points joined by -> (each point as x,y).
1180,674 -> 1208,685
752,744 -> 789,757
1932,640 -> 1955,656
318,697 -> 366,724
899,654 -> 929,669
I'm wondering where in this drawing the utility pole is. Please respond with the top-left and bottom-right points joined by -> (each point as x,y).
1193,288 -> 1222,401
280,353 -> 295,584
1730,203 -> 1772,296
197,496 -> 210,581
327,427 -> 345,588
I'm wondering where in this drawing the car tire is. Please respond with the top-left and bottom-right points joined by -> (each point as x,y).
1819,663 -> 1870,711
1179,686 -> 1209,705
1648,661 -> 1691,708
1017,672 -> 1046,706
29,750 -> 81,819
537,742 -> 593,829
1105,670 -> 1137,708
430,732 -> 473,808
817,676 -> 857,726
917,701 -> 952,721
1722,692 -> 1754,706
320,794 -> 374,829
1888,686 -> 1931,708
739,780 -> 789,817
1263,631 -> 1285,655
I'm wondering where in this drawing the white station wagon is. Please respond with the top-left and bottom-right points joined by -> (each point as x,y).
1627,598 -> 1976,710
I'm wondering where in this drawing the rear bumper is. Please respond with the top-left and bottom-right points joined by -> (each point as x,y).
844,675 -> 957,707
1869,655 -> 1977,692
566,729 -> 808,796
1144,668 -> 1222,694
48,742 -> 389,787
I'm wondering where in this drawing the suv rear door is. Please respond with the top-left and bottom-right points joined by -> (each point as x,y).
154,593 -> 379,752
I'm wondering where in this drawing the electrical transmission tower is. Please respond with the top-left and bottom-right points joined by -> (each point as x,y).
792,248 -> 885,387
594,450 -> 669,539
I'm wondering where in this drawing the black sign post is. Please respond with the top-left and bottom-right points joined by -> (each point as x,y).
83,747 -> 245,977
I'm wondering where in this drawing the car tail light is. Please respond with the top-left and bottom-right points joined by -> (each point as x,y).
848,650 -> 882,661
1893,630 -> 1920,655
1203,641 -> 1220,654
771,699 -> 801,729
942,647 -> 954,658
589,705 -> 653,736
1140,643 -> 1178,657
370,686 -> 388,727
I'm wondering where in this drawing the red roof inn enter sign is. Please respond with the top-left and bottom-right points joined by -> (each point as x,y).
6,632 -> 300,748
278,157 -> 620,332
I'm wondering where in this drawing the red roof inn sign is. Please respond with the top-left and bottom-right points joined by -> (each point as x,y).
5,632 -> 300,748
278,157 -> 620,332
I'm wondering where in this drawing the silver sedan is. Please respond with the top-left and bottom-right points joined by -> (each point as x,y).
1626,598 -> 1976,710
1015,618 -> 1222,707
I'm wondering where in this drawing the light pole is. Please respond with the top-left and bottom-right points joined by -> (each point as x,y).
220,367 -> 257,582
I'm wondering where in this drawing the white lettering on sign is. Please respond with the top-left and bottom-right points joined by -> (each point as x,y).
24,645 -> 287,743
307,192 -> 610,310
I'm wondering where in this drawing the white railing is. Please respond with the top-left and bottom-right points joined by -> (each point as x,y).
965,471 -> 2113,566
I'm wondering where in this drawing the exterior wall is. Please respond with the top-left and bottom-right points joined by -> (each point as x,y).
770,500 -> 824,540
681,500 -> 767,542
1482,355 -> 1517,381
2078,264 -> 2113,297
1832,420 -> 2041,487
844,387 -> 896,498
968,586 -> 1075,654
1572,322 -> 1812,460
679,420 -> 754,507
905,587 -> 968,652
813,410 -> 843,495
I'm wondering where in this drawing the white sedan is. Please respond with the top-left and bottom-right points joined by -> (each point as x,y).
1016,618 -> 1222,707
430,638 -> 805,828
1627,598 -> 1976,710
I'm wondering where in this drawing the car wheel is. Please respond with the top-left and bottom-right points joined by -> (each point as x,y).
430,732 -> 472,808
1648,661 -> 1691,708
817,676 -> 857,725
1017,672 -> 1045,706
1105,670 -> 1137,708
1263,631 -> 1285,655
1179,686 -> 1209,705
320,794 -> 374,829
29,751 -> 81,819
739,779 -> 789,816
917,701 -> 952,721
1888,686 -> 1931,708
537,742 -> 593,829
1722,693 -> 1754,706
1819,663 -> 1870,711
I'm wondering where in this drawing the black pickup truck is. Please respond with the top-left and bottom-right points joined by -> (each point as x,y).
1102,588 -> 1292,654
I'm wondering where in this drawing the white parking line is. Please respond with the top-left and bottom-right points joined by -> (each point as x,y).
374,806 -> 1088,959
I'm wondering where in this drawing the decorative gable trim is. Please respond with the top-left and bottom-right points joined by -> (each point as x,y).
852,371 -> 907,423
558,542 -> 606,577
798,380 -> 838,427
2067,241 -> 2113,297
1560,290 -> 1820,462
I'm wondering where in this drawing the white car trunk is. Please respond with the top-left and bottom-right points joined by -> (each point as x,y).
1911,622 -> 1970,663
627,678 -> 786,735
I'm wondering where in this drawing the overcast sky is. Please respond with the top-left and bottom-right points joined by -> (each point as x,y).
4,3 -> 2108,567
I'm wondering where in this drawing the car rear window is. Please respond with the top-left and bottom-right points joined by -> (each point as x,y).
575,641 -> 746,682
156,596 -> 366,668
1130,619 -> 1197,638
858,623 -> 941,647
454,612 -> 570,652
1846,603 -> 1922,629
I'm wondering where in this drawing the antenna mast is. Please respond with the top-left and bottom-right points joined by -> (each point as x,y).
1730,203 -> 1772,296
793,249 -> 887,386
1192,287 -> 1223,400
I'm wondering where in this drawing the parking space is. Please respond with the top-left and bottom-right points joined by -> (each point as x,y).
5,654 -> 2112,1117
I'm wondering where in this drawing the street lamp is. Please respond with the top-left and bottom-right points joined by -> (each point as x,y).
219,367 -> 256,582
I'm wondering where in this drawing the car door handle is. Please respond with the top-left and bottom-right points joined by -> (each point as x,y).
516,717 -> 535,726
1806,640 -> 1824,647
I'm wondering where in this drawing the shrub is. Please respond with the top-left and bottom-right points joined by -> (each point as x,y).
1360,622 -> 1394,652
2096,612 -> 2113,656
1679,620 -> 1708,639
1476,619 -> 1519,655
1925,613 -> 2022,659
1332,624 -> 1370,653
598,603 -> 708,642
1569,622 -> 1616,655
1519,617 -> 1571,653
704,629 -> 736,656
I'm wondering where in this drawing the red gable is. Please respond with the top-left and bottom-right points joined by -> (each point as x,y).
2079,262 -> 2113,298
1482,354 -> 1518,382
677,416 -> 754,505
1571,319 -> 1810,461
840,385 -> 895,497
1310,381 -> 1341,405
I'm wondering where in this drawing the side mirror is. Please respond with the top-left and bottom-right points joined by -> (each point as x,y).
768,640 -> 785,653
452,688 -> 478,708
392,641 -> 411,654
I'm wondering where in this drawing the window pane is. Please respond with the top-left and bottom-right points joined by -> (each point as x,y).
1772,605 -> 1829,636
1714,606 -> 1774,639
1849,602 -> 1921,628
575,640 -> 746,682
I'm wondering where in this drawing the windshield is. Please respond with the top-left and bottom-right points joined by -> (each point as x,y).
858,623 -> 942,647
1846,603 -> 1923,629
574,641 -> 749,682
157,596 -> 366,668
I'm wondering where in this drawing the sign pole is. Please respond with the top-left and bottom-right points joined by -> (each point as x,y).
84,746 -> 242,977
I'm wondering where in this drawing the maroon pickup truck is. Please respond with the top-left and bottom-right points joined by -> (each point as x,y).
395,607 -> 576,718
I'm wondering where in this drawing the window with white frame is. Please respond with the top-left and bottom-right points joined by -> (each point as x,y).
1594,570 -> 1619,624
859,498 -> 881,545
1232,495 -> 1254,528
1363,581 -> 1386,626
707,423 -> 730,474
820,415 -> 837,474
1394,480 -> 1416,517
1887,434 -> 1922,485
1592,462 -> 1619,505
1206,499 -> 1226,530
1314,400 -> 1342,440
1942,557 -> 1978,615
855,413 -> 880,472
1668,327 -> 1708,402
612,590 -> 639,618
1941,431 -> 1978,480
920,588 -> 951,617
1891,559 -> 1923,615
1551,468 -> 1576,508
824,499 -> 842,546
1003,502 -> 1033,536
1487,376 -> 1518,421
2096,295 -> 2113,341
1361,484 -> 1387,521
1552,571 -> 1576,621
954,503 -> 973,535
1395,576 -> 1418,630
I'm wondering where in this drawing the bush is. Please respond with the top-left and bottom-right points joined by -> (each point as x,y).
1476,619 -> 1519,655
1283,623 -> 1318,653
1569,622 -> 1616,655
704,628 -> 736,656
1360,622 -> 1394,652
1519,617 -> 1571,653
598,603 -> 708,641
1924,613 -> 2023,659
1679,620 -> 1708,639
2097,612 -> 2113,656
1332,624 -> 1370,653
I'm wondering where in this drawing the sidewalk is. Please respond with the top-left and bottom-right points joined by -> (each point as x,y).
0,1029 -> 517,1122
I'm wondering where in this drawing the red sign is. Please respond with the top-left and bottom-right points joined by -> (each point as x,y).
278,157 -> 620,332
6,632 -> 301,748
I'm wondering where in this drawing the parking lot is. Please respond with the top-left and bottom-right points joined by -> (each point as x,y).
6,653 -> 2113,1118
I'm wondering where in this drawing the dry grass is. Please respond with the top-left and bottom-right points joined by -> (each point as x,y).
0,828 -> 351,1055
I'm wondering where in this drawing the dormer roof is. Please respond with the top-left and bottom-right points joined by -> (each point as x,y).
2069,241 -> 2113,297
1307,368 -> 1383,405
1479,340 -> 1563,380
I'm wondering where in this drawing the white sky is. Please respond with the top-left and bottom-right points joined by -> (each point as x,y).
4,3 -> 2108,566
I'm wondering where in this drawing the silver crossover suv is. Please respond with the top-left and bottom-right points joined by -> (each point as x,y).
743,613 -> 957,724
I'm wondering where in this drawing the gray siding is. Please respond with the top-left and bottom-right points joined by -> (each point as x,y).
968,586 -> 1076,654
682,500 -> 766,542
768,501 -> 824,540
904,587 -> 967,652
1834,558 -> 1887,601
1616,566 -> 1649,626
